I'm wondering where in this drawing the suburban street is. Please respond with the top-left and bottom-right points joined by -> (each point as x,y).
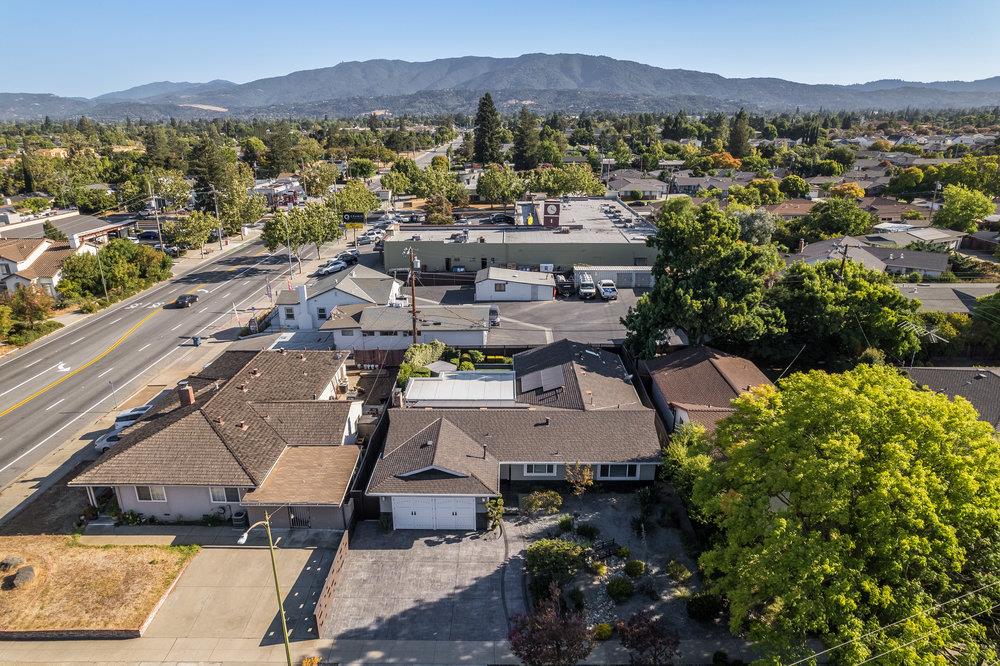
0,238 -> 322,489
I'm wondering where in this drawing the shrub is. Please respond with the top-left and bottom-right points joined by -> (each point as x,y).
565,462 -> 594,496
615,545 -> 631,559
557,514 -> 574,533
593,623 -> 613,641
687,592 -> 725,622
617,611 -> 680,665
468,349 -> 485,363
589,560 -> 608,577
607,576 -> 634,603
522,490 -> 563,516
666,559 -> 693,583
525,538 -> 585,588
624,559 -> 647,578
568,586 -> 585,610
575,523 -> 599,540
458,361 -> 475,371
485,497 -> 504,531
446,356 -> 460,365
402,340 -> 446,368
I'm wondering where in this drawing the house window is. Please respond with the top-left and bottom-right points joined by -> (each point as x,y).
494,282 -> 506,292
341,329 -> 356,336
135,485 -> 166,502
283,307 -> 295,320
210,487 -> 241,503
317,307 -> 328,320
524,464 -> 556,477
598,464 -> 638,480
362,331 -> 376,337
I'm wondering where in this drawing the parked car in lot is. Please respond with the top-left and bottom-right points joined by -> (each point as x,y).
487,213 -> 515,225
489,305 -> 501,327
153,243 -> 180,257
578,273 -> 597,299
136,230 -> 159,241
355,235 -> 373,246
173,293 -> 199,308
316,259 -> 347,276
94,430 -> 122,454
555,274 -> 576,297
335,251 -> 359,265
598,279 -> 618,300
112,404 -> 153,431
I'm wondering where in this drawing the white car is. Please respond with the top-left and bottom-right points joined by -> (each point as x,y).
578,273 -> 597,300
316,260 -> 348,275
94,430 -> 123,453
598,280 -> 618,300
112,405 -> 152,431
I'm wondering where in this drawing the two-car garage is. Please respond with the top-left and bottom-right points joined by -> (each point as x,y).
391,496 -> 477,530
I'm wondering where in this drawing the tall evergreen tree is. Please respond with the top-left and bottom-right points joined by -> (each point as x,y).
473,93 -> 503,165
512,107 -> 541,171
728,108 -> 752,158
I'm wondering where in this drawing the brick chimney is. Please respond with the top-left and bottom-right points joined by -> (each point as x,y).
178,385 -> 195,406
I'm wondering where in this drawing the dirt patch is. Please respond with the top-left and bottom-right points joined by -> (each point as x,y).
0,461 -> 94,536
0,535 -> 196,631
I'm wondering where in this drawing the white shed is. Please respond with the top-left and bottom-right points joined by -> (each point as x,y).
474,267 -> 555,302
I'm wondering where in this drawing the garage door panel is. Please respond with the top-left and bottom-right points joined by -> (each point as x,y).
393,497 -> 434,530
391,497 -> 475,530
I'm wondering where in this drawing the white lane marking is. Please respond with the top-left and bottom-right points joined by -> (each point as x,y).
44,398 -> 65,412
97,367 -> 114,379
0,363 -> 59,398
109,317 -> 122,325
56,362 -> 71,372
72,336 -> 86,344
198,307 -> 208,313
166,288 -> 177,295
170,323 -> 183,331
137,343 -> 151,352
0,286 -> 267,476
24,358 -> 43,369
221,292 -> 231,298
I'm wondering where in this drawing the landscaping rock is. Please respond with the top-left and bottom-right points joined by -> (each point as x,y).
0,555 -> 24,572
12,566 -> 35,589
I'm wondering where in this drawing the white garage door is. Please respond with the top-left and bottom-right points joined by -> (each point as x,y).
392,496 -> 476,530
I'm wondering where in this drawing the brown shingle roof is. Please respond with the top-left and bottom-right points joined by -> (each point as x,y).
14,242 -> 78,279
0,238 -> 46,263
513,340 -> 642,411
642,346 -> 771,411
242,445 -> 361,505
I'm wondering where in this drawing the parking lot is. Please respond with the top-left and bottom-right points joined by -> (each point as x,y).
412,284 -> 641,346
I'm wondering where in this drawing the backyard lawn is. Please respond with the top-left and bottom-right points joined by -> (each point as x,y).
0,535 -> 196,631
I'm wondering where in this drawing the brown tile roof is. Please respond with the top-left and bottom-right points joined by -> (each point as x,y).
0,238 -> 46,263
71,350 -> 352,488
242,445 -> 361,505
513,340 -> 642,411
15,243 -> 77,279
368,407 -> 660,495
642,346 -> 771,411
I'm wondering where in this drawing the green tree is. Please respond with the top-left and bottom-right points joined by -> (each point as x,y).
791,197 -> 875,243
42,220 -> 67,241
165,210 -> 217,256
216,162 -> 266,236
611,139 -> 633,169
729,208 -> 778,245
240,136 -> 267,170
749,178 -> 783,205
0,304 -> 12,340
347,158 -> 376,180
779,174 -> 810,199
327,179 -> 380,216
933,183 -> 993,233
262,126 -> 297,176
429,154 -> 449,171
10,284 -> 54,326
379,170 -> 411,205
623,200 -> 784,357
513,107 -> 541,171
691,364 -> 1000,663
764,259 -> 921,366
476,164 -> 523,205
188,129 -> 238,211
472,93 -> 503,165
294,203 -> 342,258
727,108 -> 752,158
424,192 -> 453,224
553,164 -> 604,196
299,161 -> 340,197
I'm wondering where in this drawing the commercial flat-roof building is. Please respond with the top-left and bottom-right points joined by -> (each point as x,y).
382,197 -> 658,274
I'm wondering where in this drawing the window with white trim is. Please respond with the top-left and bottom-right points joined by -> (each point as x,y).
210,487 -> 240,503
316,307 -> 328,320
135,485 -> 166,502
283,307 -> 295,320
597,464 -> 638,480
524,463 -> 556,477
494,282 -> 506,292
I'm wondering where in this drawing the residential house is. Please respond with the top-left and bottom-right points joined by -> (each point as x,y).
903,367 -> 1000,429
276,265 -> 404,330
894,282 -> 999,314
0,238 -> 98,296
764,199 -> 816,220
474,267 -> 554,302
607,176 -> 669,199
861,197 -> 930,225
641,345 -> 772,433
963,230 -> 999,254
863,227 -> 966,251
321,304 -> 490,355
70,350 -> 363,529
788,236 -> 950,278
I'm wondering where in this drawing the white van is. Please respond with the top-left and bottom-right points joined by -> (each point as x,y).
578,273 -> 597,299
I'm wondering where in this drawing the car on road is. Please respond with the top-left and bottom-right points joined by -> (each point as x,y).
316,259 -> 347,276
94,430 -> 123,454
173,293 -> 199,308
578,273 -> 597,299
598,279 -> 618,300
112,404 -> 153,431
450,264 -> 467,273
489,305 -> 501,327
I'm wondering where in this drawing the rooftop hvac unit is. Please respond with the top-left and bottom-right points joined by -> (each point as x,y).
539,263 -> 554,273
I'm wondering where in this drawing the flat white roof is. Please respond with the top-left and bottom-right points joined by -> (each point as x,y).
404,371 -> 517,405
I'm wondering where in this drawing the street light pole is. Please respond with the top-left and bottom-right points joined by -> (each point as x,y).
147,179 -> 164,249
108,379 -> 119,409
238,511 -> 292,666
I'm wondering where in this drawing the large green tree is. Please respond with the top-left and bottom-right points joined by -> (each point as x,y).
472,93 -> 503,165
476,164 -> 523,205
686,364 -> 1000,663
727,108 -> 752,158
788,198 -> 875,244
623,200 -> 784,356
933,183 -> 993,233
512,107 -> 541,171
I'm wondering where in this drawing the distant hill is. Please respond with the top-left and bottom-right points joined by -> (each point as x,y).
5,53 -> 1000,120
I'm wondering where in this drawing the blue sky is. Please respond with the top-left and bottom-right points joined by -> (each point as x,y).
10,0 -> 1000,97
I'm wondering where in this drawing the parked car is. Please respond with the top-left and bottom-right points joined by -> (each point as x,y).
489,305 -> 501,327
112,404 -> 153,431
316,260 -> 347,276
373,239 -> 384,252
335,251 -> 359,265
450,264 -> 467,273
94,430 -> 123,454
598,279 -> 618,300
578,273 -> 597,299
136,230 -> 159,241
174,293 -> 199,308
555,274 -> 576,297
355,235 -> 373,246
488,213 -> 515,225
153,243 -> 180,257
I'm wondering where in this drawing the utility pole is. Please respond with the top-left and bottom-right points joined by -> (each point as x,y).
211,187 -> 225,251
96,246 -> 109,301
147,179 -> 164,249
407,249 -> 419,341
836,242 -> 850,281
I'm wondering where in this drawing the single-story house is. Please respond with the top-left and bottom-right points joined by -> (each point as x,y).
474,267 -> 555,302
788,236 -> 950,278
0,237 -> 98,296
894,282 -> 999,314
903,367 -> 1000,429
403,370 -> 519,408
641,345 -> 772,433
320,304 -> 490,352
277,265 -> 403,330
607,176 -> 669,199
70,350 -> 363,530
963,230 -> 999,253
764,199 -> 816,220
863,227 -> 966,251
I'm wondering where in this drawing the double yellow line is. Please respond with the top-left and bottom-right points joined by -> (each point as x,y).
0,309 -> 160,419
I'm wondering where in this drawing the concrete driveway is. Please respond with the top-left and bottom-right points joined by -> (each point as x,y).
321,522 -> 524,642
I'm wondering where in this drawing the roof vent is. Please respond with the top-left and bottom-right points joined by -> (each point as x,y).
215,416 -> 225,426
239,383 -> 248,393
542,417 -> 551,426
237,421 -> 247,431
279,348 -> 287,355
299,353 -> 306,361
421,439 -> 434,448
250,368 -> 260,377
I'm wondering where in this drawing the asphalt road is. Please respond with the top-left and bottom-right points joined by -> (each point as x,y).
0,238 -> 323,489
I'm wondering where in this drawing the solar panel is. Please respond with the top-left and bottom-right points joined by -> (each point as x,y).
519,370 -> 544,392
539,366 -> 565,392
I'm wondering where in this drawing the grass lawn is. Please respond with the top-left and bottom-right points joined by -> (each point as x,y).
0,536 -> 197,631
